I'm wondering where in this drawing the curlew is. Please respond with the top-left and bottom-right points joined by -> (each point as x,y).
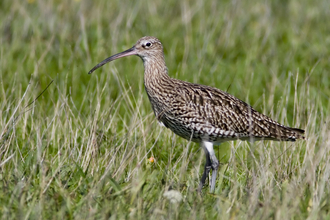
88,36 -> 305,193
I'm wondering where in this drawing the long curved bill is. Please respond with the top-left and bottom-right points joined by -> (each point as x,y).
88,47 -> 137,74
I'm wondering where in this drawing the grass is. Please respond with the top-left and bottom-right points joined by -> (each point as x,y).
1,0 -> 330,219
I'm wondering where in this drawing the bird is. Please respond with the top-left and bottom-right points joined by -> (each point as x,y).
88,36 -> 305,193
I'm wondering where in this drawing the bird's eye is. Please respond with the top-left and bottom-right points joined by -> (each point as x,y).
145,42 -> 152,47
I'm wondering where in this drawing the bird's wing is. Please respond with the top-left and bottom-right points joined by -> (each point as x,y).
171,81 -> 304,141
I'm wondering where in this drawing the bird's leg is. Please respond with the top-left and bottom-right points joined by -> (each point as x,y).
198,146 -> 212,192
200,141 -> 219,193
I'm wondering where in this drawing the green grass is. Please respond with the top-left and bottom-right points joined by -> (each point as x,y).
1,0 -> 330,219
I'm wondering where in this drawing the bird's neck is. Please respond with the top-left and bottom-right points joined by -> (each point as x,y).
141,54 -> 173,119
142,54 -> 171,90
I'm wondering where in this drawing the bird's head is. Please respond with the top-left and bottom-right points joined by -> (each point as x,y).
88,36 -> 163,74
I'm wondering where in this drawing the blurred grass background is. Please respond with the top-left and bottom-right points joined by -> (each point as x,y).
0,0 -> 330,219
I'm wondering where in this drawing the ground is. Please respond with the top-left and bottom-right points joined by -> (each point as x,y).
1,0 -> 330,219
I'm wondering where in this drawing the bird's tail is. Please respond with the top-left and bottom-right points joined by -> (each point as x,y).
277,126 -> 305,141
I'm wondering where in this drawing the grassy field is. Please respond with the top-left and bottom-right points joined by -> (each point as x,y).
1,0 -> 330,219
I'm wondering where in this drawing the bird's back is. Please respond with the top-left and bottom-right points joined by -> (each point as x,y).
148,78 -> 305,143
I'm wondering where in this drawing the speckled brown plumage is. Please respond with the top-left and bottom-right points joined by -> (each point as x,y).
89,36 -> 305,193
